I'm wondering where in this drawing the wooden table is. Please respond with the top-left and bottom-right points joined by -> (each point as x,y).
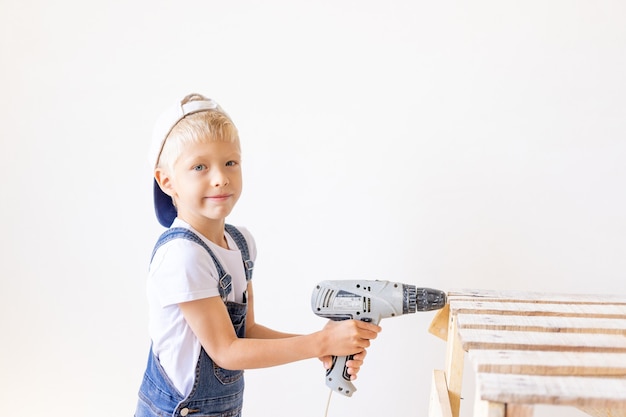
427,289 -> 626,417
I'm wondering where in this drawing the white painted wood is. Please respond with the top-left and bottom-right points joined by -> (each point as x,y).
458,328 -> 626,352
450,300 -> 626,318
468,350 -> 626,376
456,314 -> 626,335
473,382 -> 505,417
448,290 -> 626,304
477,373 -> 626,408
429,290 -> 626,416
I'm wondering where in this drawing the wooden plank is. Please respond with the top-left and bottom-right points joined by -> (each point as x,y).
468,350 -> 626,376
445,312 -> 464,417
477,373 -> 626,408
505,404 -> 534,417
473,399 -> 505,417
429,303 -> 450,341
448,289 -> 626,304
450,300 -> 626,319
437,290 -> 626,416
473,382 -> 505,417
456,314 -> 626,335
577,407 -> 626,417
428,369 -> 454,417
457,328 -> 626,352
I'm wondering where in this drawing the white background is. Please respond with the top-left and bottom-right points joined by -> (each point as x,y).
1,1 -> 625,416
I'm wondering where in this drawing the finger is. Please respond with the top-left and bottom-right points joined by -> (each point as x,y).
355,321 -> 382,333
351,350 -> 367,361
346,359 -> 363,369
354,325 -> 381,340
346,354 -> 364,364
346,365 -> 361,380
346,357 -> 364,368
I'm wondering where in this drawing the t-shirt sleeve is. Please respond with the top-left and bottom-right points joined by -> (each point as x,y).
148,239 -> 221,307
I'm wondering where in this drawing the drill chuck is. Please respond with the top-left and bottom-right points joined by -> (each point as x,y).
409,285 -> 447,312
404,285 -> 417,314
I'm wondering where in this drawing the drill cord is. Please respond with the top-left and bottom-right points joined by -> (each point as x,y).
324,389 -> 333,417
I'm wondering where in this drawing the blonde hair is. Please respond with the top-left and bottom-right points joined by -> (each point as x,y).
157,94 -> 240,173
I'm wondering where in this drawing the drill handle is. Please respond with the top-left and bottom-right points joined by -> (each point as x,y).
325,316 -> 379,397
325,354 -> 356,397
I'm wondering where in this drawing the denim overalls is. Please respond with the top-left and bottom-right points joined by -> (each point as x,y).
135,225 -> 254,417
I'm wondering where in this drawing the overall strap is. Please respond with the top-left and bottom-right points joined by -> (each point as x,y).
151,227 -> 232,300
224,224 -> 254,281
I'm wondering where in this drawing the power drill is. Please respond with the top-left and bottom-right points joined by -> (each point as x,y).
311,280 -> 446,397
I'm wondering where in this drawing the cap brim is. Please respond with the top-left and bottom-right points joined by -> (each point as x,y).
153,179 -> 177,227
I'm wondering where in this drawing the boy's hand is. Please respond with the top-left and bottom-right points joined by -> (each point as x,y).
319,349 -> 368,380
321,319 -> 381,356
318,319 -> 381,380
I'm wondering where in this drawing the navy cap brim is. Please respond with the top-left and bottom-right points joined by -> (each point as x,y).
153,179 -> 177,227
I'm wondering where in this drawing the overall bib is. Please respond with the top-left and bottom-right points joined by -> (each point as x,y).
135,225 -> 253,417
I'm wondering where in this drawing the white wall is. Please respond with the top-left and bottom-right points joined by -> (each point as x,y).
1,1 -> 625,416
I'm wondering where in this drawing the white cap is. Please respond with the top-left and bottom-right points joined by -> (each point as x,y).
149,94 -> 223,227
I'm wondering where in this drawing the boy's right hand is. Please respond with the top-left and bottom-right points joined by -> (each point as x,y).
320,349 -> 368,381
320,319 -> 381,357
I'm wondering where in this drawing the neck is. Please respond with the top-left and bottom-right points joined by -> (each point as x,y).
179,216 -> 228,249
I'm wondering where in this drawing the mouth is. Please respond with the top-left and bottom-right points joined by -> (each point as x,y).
206,194 -> 232,201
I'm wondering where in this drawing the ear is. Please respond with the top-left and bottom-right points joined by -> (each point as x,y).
155,168 -> 175,197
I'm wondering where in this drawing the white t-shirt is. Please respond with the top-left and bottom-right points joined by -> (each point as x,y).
147,218 -> 257,397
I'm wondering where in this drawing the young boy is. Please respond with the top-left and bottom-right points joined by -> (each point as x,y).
135,93 -> 381,417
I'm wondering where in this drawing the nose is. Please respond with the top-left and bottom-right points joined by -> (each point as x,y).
212,167 -> 229,187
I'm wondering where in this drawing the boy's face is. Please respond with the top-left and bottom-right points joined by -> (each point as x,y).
157,140 -> 242,229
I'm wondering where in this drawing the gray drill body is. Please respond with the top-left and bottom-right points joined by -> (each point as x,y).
311,280 -> 446,397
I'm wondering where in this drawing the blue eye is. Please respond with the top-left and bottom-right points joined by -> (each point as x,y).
193,164 -> 205,171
